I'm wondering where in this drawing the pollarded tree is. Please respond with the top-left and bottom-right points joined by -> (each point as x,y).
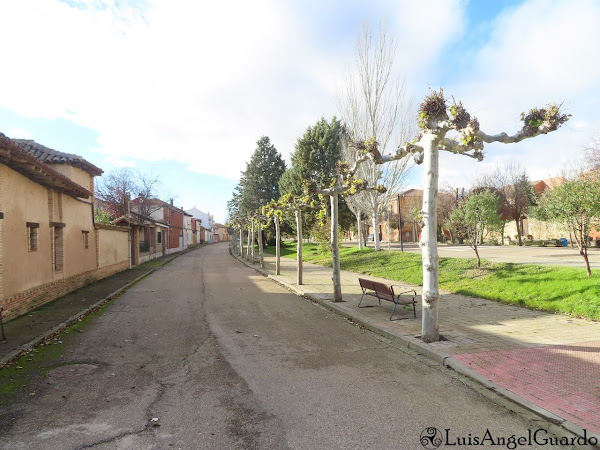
263,194 -> 314,282
361,89 -> 569,342
306,138 -> 386,302
534,175 -> 600,277
447,190 -> 502,268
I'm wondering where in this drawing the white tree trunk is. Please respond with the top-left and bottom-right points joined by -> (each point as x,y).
372,205 -> 381,251
274,216 -> 281,275
239,226 -> 243,257
295,209 -> 303,285
257,220 -> 264,269
330,193 -> 342,302
420,133 -> 440,343
246,226 -> 250,261
250,220 -> 255,263
357,210 -> 363,250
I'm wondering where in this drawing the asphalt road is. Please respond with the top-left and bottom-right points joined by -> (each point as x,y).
0,244 -> 564,449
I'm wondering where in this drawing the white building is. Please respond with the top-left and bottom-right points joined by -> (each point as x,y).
186,207 -> 215,243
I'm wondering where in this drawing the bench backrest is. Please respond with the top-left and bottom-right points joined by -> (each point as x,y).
372,281 -> 394,302
359,278 -> 375,291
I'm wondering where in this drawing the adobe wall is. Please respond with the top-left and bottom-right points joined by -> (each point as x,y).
0,165 -> 54,297
97,226 -> 129,269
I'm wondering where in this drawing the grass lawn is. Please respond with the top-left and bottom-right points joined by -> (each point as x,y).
264,241 -> 600,321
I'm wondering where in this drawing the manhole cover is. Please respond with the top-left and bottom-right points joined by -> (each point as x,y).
48,364 -> 99,378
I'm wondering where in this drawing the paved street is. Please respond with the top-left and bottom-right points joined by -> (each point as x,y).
254,246 -> 600,438
0,244 -> 562,449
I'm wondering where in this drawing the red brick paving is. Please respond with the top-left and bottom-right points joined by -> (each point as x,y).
455,341 -> 600,434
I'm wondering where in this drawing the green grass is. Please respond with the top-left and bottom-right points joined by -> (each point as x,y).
265,241 -> 600,320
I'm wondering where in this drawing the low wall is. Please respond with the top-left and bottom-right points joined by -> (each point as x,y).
139,251 -> 163,264
96,225 -> 129,269
2,260 -> 129,321
1,225 -> 131,321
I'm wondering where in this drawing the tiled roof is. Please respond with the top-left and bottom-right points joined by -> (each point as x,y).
0,134 -> 92,198
13,139 -> 103,176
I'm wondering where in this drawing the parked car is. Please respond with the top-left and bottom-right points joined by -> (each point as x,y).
367,234 -> 374,241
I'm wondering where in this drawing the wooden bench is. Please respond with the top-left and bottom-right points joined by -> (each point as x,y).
358,278 -> 417,321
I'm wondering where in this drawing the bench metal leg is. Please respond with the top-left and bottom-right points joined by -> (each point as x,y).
389,301 -> 398,321
358,289 -> 367,308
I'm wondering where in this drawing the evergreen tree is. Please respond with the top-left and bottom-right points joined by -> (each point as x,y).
288,117 -> 354,229
291,117 -> 344,186
236,136 -> 286,216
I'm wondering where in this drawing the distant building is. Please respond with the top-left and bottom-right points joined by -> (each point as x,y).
214,223 -> 230,242
186,207 -> 214,243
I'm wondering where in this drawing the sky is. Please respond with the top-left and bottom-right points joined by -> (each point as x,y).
1,0 -> 599,223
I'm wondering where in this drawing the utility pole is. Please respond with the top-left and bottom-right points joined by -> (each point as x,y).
387,208 -> 391,250
397,193 -> 404,252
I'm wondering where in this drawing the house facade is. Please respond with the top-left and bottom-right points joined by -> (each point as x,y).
213,223 -> 230,242
374,189 -> 424,243
0,135 -> 129,321
186,207 -> 215,243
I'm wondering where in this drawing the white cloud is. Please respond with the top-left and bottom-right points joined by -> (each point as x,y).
0,0 -> 465,181
103,155 -> 136,167
7,128 -> 32,139
440,0 -> 600,187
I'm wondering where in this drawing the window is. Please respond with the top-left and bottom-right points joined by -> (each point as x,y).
27,222 -> 39,251
53,226 -> 64,271
157,231 -> 162,244
82,230 -> 89,249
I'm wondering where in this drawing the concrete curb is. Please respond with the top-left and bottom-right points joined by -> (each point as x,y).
0,249 -> 191,367
230,251 -> 600,447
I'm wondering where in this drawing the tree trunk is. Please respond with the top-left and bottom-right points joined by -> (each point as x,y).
357,210 -> 363,250
330,193 -> 342,302
250,220 -> 255,263
274,216 -> 281,275
246,226 -> 251,261
473,234 -> 481,269
500,221 -> 506,245
421,134 -> 440,343
257,219 -> 264,269
516,218 -> 523,246
295,209 -> 303,285
372,206 -> 381,251
575,227 -> 592,277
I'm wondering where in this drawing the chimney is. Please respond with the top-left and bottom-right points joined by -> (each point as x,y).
170,199 -> 173,207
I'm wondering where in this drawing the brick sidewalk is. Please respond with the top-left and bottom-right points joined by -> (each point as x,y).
239,250 -> 600,437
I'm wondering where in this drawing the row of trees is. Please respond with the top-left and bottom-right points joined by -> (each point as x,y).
227,22 -> 570,343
